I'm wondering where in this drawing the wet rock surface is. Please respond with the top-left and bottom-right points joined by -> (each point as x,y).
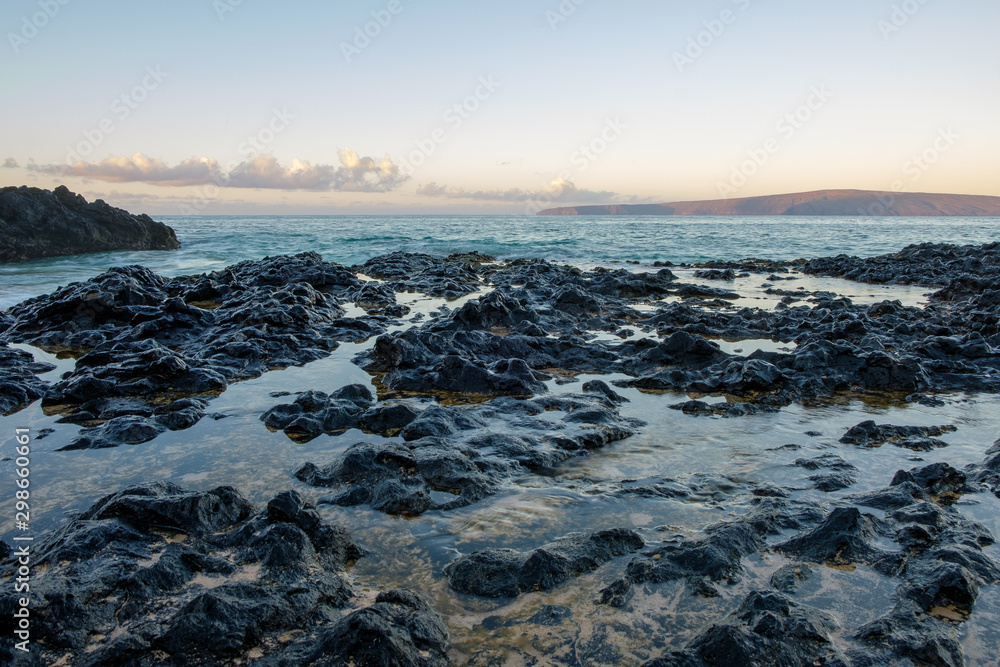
0,186 -> 180,263
643,590 -> 847,667
3,242 -> 1000,665
840,419 -> 957,448
446,529 -> 644,598
793,453 -> 860,491
0,483 -> 452,666
294,391 -> 644,515
631,446 -> 1000,667
0,343 -> 52,415
353,244 -> 1000,414
798,241 -> 1000,287
1,253 -> 386,443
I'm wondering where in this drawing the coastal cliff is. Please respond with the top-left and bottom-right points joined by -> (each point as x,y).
0,185 -> 180,262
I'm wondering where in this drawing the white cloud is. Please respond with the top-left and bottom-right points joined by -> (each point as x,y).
31,153 -> 219,186
29,149 -> 408,192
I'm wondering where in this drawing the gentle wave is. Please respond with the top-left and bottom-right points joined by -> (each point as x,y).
2,215 -> 999,309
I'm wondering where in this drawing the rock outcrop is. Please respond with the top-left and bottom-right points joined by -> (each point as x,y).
0,185 -> 180,262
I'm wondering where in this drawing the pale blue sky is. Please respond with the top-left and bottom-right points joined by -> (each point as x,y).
1,0 -> 997,214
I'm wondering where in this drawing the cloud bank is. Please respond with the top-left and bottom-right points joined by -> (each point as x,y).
416,177 -> 637,204
30,149 -> 408,192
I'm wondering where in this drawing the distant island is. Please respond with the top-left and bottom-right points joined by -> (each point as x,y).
538,189 -> 1000,217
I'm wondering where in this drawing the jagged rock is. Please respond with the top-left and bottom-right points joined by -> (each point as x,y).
0,343 -> 51,414
890,462 -> 968,506
774,507 -> 902,575
445,529 -> 643,598
853,598 -> 968,667
793,454 -> 859,491
0,484 -> 369,666
840,420 -> 957,447
297,438 -> 501,515
2,253 -> 382,441
259,589 -> 450,667
0,185 -> 180,262
769,564 -> 813,593
643,591 -> 846,667
261,385 -> 375,438
385,355 -> 549,397
626,522 -> 764,586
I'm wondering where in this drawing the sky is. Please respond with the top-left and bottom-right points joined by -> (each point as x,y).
1,0 -> 997,215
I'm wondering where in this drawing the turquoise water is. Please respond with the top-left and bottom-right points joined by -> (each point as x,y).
2,215 -> 999,308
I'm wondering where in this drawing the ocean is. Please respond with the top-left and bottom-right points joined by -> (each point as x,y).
2,215 -> 1000,308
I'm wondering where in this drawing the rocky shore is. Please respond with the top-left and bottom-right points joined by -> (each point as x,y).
0,186 -> 180,263
1,241 -> 999,665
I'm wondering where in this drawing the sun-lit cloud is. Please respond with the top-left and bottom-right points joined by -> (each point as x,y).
31,153 -> 219,186
416,177 -> 643,204
29,149 -> 408,192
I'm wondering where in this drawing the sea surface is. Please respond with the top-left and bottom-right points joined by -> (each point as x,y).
2,216 -> 1000,664
2,215 -> 1000,308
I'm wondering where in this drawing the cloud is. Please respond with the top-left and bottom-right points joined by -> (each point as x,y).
416,177 -> 630,204
2,158 -> 18,168
31,153 -> 219,186
29,149 -> 408,192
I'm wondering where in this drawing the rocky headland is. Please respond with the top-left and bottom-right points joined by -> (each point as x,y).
0,186 -> 180,263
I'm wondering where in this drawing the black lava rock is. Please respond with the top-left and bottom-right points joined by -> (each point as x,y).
445,529 -> 644,598
0,483 -> 375,665
0,185 -> 180,262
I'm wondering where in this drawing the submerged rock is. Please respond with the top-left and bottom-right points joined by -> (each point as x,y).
793,454 -> 859,492
0,343 -> 52,414
669,399 -> 779,418
626,522 -> 763,587
445,529 -> 643,598
769,563 -> 813,594
297,438 -> 502,515
259,589 -> 450,667
774,507 -> 901,575
840,420 -> 957,447
643,591 -> 846,667
296,393 -> 643,515
0,483 -> 387,666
